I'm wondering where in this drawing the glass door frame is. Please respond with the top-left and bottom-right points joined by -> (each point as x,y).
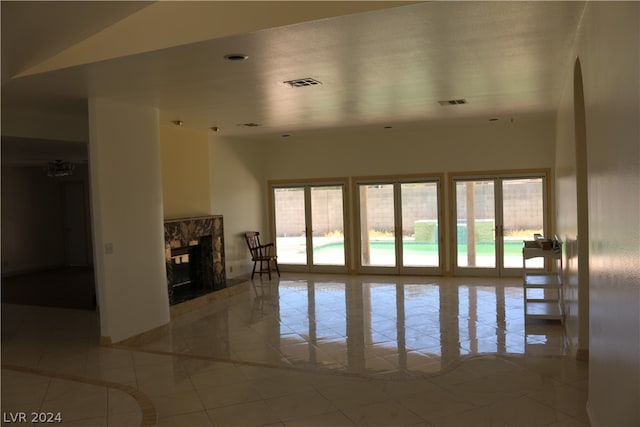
269,178 -> 350,274
354,174 -> 444,275
449,170 -> 551,277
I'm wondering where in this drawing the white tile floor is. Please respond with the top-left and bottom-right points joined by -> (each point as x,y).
1,274 -> 589,426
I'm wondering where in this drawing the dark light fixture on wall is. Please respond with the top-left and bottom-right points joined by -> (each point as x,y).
47,160 -> 75,177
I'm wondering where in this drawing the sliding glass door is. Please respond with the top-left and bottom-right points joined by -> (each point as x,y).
401,182 -> 441,268
272,182 -> 347,273
501,178 -> 545,269
273,187 -> 307,265
357,177 -> 442,274
455,179 -> 497,271
310,185 -> 346,267
453,174 -> 546,276
271,172 -> 545,277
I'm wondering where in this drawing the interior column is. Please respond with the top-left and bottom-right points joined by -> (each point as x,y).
88,97 -> 169,343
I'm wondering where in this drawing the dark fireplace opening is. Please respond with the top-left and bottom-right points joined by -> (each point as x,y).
164,216 -> 225,306
169,241 -> 212,304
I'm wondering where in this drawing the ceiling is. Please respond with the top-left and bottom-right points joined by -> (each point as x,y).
1,1 -> 586,162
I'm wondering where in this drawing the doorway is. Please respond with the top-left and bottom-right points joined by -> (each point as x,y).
355,176 -> 443,275
62,181 -> 91,267
452,173 -> 548,276
271,180 -> 348,273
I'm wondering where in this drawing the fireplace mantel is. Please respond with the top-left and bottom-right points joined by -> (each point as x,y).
164,215 -> 226,305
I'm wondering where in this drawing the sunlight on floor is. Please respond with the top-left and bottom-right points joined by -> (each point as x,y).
1,273 -> 588,426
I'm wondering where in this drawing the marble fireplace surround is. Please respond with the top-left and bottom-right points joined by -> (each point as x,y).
164,215 -> 226,305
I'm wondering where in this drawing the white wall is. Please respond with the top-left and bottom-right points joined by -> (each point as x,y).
555,59 -> 589,358
88,98 -> 169,343
263,115 -> 556,180
209,135 -> 267,278
565,2 -> 639,426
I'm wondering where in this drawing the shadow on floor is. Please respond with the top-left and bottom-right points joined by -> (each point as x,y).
1,267 -> 96,310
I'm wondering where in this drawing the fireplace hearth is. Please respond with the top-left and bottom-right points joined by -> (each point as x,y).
164,216 -> 225,305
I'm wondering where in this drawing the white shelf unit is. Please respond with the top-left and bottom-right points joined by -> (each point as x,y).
522,242 -> 563,323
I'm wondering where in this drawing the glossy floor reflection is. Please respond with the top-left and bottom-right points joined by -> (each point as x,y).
135,274 -> 569,379
2,273 -> 588,426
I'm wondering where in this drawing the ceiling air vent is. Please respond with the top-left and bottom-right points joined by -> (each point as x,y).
237,123 -> 261,127
438,99 -> 467,106
283,77 -> 322,87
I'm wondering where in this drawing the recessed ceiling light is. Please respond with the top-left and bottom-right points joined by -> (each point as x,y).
384,126 -> 393,129
488,118 -> 499,122
282,134 -> 291,138
237,123 -> 260,127
172,120 -> 183,126
224,53 -> 248,61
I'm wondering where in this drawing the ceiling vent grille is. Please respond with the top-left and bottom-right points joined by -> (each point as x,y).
283,77 -> 322,87
438,99 -> 467,106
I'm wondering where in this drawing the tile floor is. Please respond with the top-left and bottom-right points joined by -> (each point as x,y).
1,274 -> 589,426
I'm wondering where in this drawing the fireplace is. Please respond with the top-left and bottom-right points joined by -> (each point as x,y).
170,240 -> 205,303
164,216 -> 225,305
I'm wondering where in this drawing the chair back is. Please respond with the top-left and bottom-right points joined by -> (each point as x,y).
245,231 -> 262,261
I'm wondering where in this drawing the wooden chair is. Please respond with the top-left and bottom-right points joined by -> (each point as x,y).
245,231 -> 280,279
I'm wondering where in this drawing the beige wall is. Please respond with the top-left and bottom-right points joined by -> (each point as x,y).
557,2 -> 639,426
160,125 -> 211,219
209,136 -> 267,278
159,129 -> 268,280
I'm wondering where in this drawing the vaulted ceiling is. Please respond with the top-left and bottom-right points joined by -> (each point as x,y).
1,1 -> 586,162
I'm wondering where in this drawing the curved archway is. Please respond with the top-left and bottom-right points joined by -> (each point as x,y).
573,57 -> 590,361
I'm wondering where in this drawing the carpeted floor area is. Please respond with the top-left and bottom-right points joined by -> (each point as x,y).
1,267 -> 96,310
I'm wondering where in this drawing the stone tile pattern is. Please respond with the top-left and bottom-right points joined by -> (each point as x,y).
164,215 -> 226,304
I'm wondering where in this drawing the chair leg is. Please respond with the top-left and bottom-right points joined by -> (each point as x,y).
273,259 -> 280,277
260,259 -> 269,279
251,261 -> 257,279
